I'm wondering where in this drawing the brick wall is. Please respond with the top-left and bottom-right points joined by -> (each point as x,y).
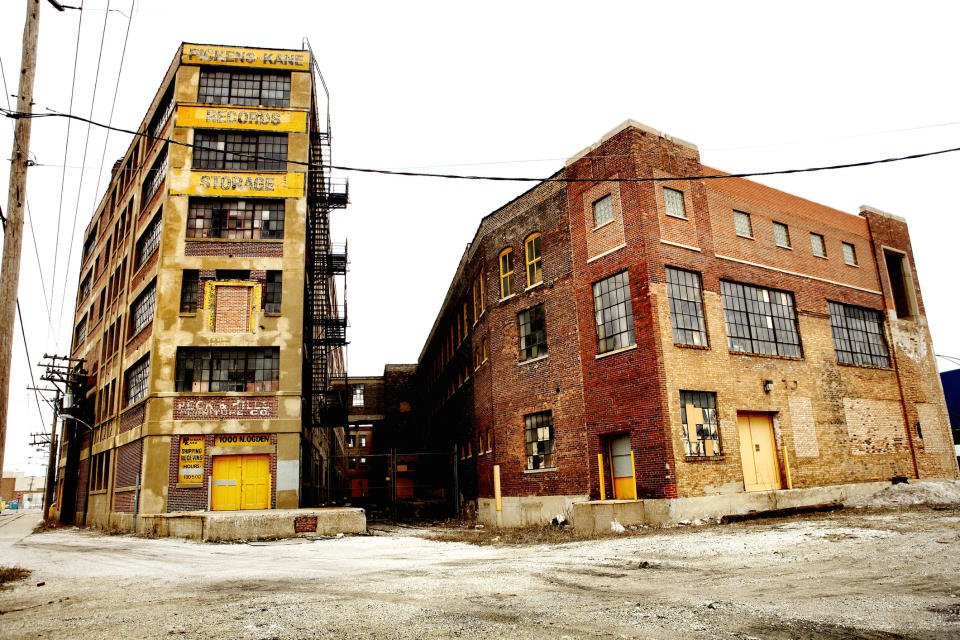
213,285 -> 251,332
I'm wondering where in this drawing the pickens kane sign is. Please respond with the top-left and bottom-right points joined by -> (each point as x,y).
182,45 -> 310,70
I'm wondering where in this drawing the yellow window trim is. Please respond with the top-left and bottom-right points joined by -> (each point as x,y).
525,233 -> 542,287
499,248 -> 514,298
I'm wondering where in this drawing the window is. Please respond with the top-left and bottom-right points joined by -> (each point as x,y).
74,314 -> 88,346
348,457 -> 357,470
524,233 -> 542,287
828,301 -> 890,368
474,347 -> 481,369
193,131 -> 287,171
592,271 -> 635,354
810,233 -> 827,258
482,337 -> 488,362
125,355 -> 150,405
264,271 -> 282,313
472,273 -> 485,321
352,384 -> 364,406
348,435 -> 356,448
130,280 -> 157,335
148,85 -> 175,140
592,194 -> 614,227
197,69 -> 291,108
842,242 -> 858,266
721,281 -> 802,358
462,301 -> 469,338
82,228 -> 97,261
666,267 -> 708,347
78,271 -> 92,303
733,210 -> 753,238
884,251 -> 914,318
135,214 -> 161,269
180,270 -> 200,313
141,146 -> 168,207
359,435 -> 367,448
518,304 -> 547,362
663,187 -> 687,219
680,391 -> 721,457
90,451 -> 111,492
175,347 -> 280,392
499,248 -> 514,298
187,198 -> 284,240
358,457 -> 368,470
524,411 -> 554,470
773,222 -> 791,248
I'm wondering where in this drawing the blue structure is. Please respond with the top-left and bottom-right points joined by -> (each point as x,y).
941,368 -> 960,462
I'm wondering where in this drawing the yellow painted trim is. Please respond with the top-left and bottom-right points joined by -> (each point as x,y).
498,248 -> 514,298
205,280 -> 262,331
176,105 -> 307,132
597,453 -> 606,501
782,445 -> 793,489
493,465 -> 502,512
524,232 -> 543,287
181,44 -> 310,70
168,169 -> 304,198
629,450 -> 638,500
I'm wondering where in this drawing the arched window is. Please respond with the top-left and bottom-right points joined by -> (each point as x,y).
525,233 -> 542,287
499,248 -> 514,298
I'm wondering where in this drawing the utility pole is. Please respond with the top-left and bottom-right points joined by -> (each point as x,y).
42,390 -> 59,519
0,0 -> 41,476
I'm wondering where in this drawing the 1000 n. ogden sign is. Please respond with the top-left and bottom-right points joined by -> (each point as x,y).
177,105 -> 307,132
168,169 -> 304,198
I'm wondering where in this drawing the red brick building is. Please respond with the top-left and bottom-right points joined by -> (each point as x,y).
417,120 -> 959,526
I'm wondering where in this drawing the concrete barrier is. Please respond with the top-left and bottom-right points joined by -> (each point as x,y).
137,507 -> 366,542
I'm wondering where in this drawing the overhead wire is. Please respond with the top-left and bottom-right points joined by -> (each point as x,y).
49,1 -> 85,336
55,0 -> 111,349
4,107 -> 960,186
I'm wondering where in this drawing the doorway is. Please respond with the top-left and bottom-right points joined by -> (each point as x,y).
736,413 -> 782,492
608,435 -> 637,499
211,454 -> 271,510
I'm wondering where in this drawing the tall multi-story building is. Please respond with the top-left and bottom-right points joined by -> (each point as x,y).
53,43 -> 348,528
417,120 -> 960,527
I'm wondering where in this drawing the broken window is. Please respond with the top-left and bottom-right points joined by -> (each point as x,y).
352,384 -> 364,407
129,280 -> 157,335
666,267 -> 708,347
197,69 -> 291,108
518,303 -> 547,362
193,131 -> 287,171
592,271 -> 635,354
883,250 -> 914,318
175,347 -> 279,392
264,271 -> 283,313
187,198 -> 284,240
525,411 -> 554,470
135,213 -> 162,269
593,194 -> 614,227
74,314 -> 88,347
125,354 -> 150,405
721,280 -> 801,358
680,390 -> 721,457
828,301 -> 890,368
140,145 -> 168,207
180,270 -> 199,313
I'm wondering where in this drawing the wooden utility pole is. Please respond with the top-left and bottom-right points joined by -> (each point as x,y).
43,390 -> 59,519
0,0 -> 41,476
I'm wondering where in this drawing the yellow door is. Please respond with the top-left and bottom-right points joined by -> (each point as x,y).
737,414 -> 782,492
212,455 -> 241,511
240,454 -> 270,510
609,435 -> 637,499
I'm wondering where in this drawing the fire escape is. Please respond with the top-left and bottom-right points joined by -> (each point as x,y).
304,40 -> 349,503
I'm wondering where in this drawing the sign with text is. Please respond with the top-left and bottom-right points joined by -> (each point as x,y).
174,396 -> 278,420
214,434 -> 271,447
177,105 -> 307,132
178,436 -> 205,484
182,45 -> 309,70
168,169 -> 303,198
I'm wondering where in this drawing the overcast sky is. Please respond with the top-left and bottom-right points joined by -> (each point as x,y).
2,0 -> 958,475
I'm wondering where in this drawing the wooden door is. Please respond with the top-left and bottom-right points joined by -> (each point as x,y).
737,414 -> 782,492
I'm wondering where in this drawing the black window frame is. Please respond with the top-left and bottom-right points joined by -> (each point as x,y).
264,271 -> 282,314
125,354 -> 150,406
175,347 -> 280,393
197,69 -> 291,108
524,410 -> 555,470
592,271 -> 636,354
721,280 -> 802,358
186,198 -> 284,240
680,390 -> 721,457
135,213 -> 162,269
129,280 -> 157,336
180,270 -> 200,313
666,266 -> 708,347
192,130 -> 287,172
828,301 -> 890,368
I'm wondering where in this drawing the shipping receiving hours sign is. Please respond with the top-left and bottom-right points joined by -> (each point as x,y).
178,436 -> 205,484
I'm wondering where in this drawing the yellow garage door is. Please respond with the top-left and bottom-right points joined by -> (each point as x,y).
212,454 -> 270,511
737,414 -> 782,492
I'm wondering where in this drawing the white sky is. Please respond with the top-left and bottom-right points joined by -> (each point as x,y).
2,0 -> 959,475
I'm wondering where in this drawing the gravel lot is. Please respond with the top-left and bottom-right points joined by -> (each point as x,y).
1,493 -> 959,639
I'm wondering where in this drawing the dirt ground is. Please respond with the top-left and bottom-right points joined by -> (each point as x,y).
0,503 -> 959,639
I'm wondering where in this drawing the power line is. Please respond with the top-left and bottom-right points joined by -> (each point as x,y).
49,1 -> 85,332
5,107 -> 960,186
56,0 -> 110,349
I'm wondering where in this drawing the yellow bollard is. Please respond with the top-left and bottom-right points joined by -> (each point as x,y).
597,453 -> 606,500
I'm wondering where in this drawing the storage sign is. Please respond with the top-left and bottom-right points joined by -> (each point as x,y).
168,169 -> 304,198
214,434 -> 271,446
182,45 -> 309,70
178,436 -> 205,484
176,105 -> 307,132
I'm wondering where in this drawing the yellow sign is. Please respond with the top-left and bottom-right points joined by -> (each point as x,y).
177,105 -> 307,132
169,169 -> 303,198
182,45 -> 309,70
214,434 -> 271,447
178,436 -> 205,484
